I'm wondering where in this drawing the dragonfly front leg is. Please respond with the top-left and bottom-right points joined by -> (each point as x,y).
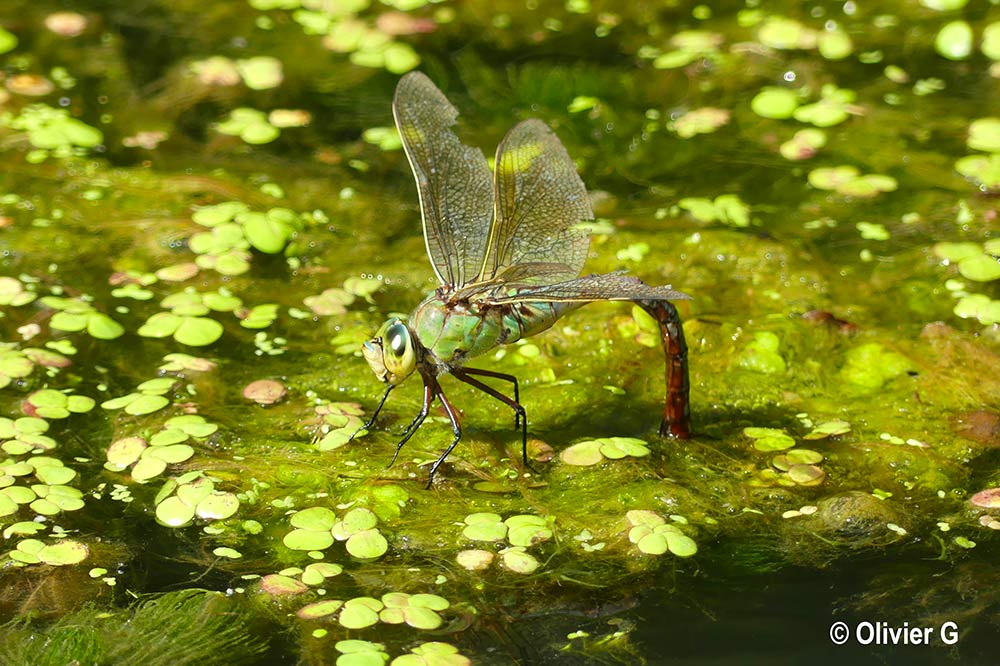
426,384 -> 463,488
388,383 -> 435,468
350,384 -> 395,441
458,367 -> 522,429
453,368 -> 528,468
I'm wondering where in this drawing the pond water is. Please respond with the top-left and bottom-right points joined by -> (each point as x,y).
1,1 -> 999,664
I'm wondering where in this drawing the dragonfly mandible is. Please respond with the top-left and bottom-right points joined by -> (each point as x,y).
356,72 -> 691,486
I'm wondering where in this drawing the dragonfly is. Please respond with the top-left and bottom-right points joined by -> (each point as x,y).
357,71 -> 692,485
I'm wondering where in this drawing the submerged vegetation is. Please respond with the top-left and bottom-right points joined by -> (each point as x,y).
0,0 -> 999,663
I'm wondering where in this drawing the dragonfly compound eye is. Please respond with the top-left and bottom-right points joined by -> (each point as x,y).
382,321 -> 416,382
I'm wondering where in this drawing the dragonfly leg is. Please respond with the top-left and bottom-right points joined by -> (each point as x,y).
349,384 -> 395,441
635,299 -> 691,439
427,385 -> 463,488
453,368 -> 529,469
458,367 -> 521,428
388,383 -> 434,468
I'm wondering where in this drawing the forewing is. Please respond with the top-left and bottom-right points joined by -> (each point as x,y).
486,272 -> 690,304
480,119 -> 593,284
393,72 -> 493,287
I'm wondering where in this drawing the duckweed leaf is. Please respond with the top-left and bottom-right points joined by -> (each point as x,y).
243,379 -> 286,404
346,529 -> 388,558
155,495 -> 196,527
935,21 -> 973,60
392,642 -> 471,666
297,599 -> 344,620
818,28 -> 853,60
335,640 -> 389,666
953,294 -> 1000,325
505,515 -> 552,547
970,488 -> 1000,509
284,528 -> 335,551
780,128 -> 826,160
173,317 -> 224,346
363,126 -> 403,151
338,598 -> 383,629
499,547 -> 539,574
751,87 -> 799,119
758,17 -> 816,50
958,254 -> 1000,282
235,56 -> 283,90
462,513 -> 507,541
743,427 -> 796,451
291,506 -> 337,530
804,420 -> 851,440
260,574 -> 308,596
192,201 -> 249,227
788,464 -> 826,486
559,440 -> 604,466
738,331 -> 786,374
37,539 -> 89,565
0,27 -> 17,54
670,107 -> 730,138
455,549 -> 493,570
301,562 -> 343,586
839,343 -> 912,389
195,492 -> 239,520
0,277 -> 37,306
217,108 -> 280,144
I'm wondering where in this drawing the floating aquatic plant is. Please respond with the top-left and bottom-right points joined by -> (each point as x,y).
779,129 -> 826,160
0,416 -> 55,454
0,276 -> 37,306
154,473 -> 240,527
0,26 -> 17,54
101,377 -> 176,416
243,379 -> 286,405
40,295 -> 125,340
560,437 -> 650,466
5,537 -> 89,566
333,639 -> 389,666
808,166 -> 898,198
737,331 -> 786,374
935,21 -> 973,61
313,401 -> 366,450
625,510 -> 697,557
284,505 -> 388,558
106,415 -> 217,482
0,104 -> 103,159
392,641 -> 471,666
743,427 -> 795,452
650,30 -> 724,69
22,388 -> 95,419
677,194 -> 750,227
216,108 -> 281,145
669,107 -> 730,138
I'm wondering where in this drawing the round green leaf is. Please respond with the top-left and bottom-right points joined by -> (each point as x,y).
174,317 -> 224,346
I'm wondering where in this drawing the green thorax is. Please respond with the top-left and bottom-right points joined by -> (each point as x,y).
409,291 -> 579,370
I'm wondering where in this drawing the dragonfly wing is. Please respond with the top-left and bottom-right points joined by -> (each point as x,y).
480,119 -> 593,284
393,72 -> 493,287
485,272 -> 690,304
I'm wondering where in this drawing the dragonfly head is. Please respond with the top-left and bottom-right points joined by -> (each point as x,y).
363,318 -> 418,385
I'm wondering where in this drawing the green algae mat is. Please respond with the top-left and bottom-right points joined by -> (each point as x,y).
1,1 -> 999,664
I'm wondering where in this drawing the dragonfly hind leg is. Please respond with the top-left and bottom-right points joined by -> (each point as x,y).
453,368 -> 529,468
458,367 -> 522,429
